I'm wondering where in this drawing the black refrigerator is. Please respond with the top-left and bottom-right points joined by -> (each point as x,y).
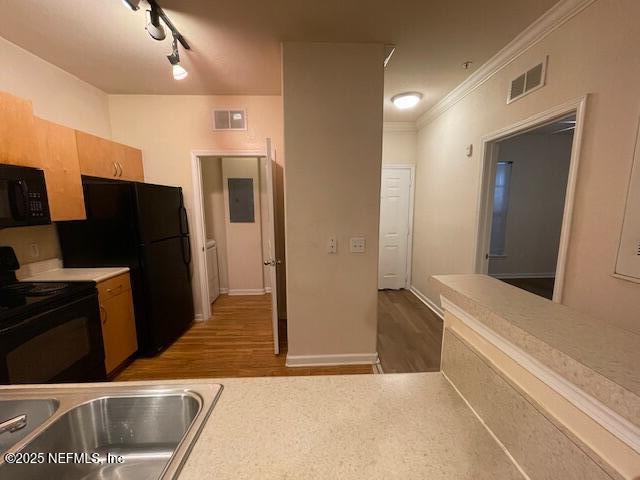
57,177 -> 194,355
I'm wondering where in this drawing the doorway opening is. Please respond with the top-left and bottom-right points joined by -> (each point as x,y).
477,97 -> 587,302
376,164 -> 444,373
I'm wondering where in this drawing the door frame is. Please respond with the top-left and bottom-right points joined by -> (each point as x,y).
190,148 -> 267,321
474,95 -> 588,303
380,164 -> 416,289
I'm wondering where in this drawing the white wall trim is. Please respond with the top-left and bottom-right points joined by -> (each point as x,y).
383,121 -> 417,133
491,272 -> 556,280
409,285 -> 444,319
285,353 -> 378,367
474,95 -> 588,304
264,287 -> 272,293
219,287 -> 229,294
441,296 -> 640,454
228,288 -> 267,296
416,0 -> 596,129
191,148 -> 267,320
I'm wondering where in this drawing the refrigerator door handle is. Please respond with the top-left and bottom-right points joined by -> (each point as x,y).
182,236 -> 192,268
179,205 -> 190,236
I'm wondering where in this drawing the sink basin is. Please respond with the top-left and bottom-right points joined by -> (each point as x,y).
0,399 -> 58,454
0,383 -> 222,480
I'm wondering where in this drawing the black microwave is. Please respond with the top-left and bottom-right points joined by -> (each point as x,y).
0,164 -> 51,228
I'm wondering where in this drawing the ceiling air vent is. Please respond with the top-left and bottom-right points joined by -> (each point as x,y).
213,109 -> 247,131
507,57 -> 547,104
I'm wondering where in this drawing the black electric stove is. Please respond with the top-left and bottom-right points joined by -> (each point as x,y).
0,246 -> 106,384
0,280 -> 97,327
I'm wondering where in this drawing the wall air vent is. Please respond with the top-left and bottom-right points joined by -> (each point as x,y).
213,109 -> 247,131
507,57 -> 547,104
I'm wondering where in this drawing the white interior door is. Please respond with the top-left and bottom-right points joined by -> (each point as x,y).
263,138 -> 280,354
379,167 -> 412,290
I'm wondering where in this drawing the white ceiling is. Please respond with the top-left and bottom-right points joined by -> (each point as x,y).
0,0 -> 559,121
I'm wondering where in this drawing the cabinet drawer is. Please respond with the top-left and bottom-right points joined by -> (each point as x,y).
97,273 -> 131,301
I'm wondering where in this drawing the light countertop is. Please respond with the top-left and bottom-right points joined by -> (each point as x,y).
431,274 -> 640,427
0,374 -> 524,479
23,267 -> 130,283
176,373 -> 523,480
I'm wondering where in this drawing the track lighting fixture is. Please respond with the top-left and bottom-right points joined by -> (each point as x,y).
167,35 -> 188,80
121,0 -> 140,11
145,2 -> 166,41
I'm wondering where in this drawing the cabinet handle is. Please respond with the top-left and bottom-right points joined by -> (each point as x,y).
99,304 -> 107,324
112,162 -> 118,177
117,162 -> 123,177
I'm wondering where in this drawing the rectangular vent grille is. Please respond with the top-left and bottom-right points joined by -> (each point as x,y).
213,109 -> 247,131
637,239 -> 640,256
507,57 -> 547,104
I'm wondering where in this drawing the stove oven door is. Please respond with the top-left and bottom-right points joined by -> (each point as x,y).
0,293 -> 106,384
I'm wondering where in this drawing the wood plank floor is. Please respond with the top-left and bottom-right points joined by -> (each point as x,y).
500,277 -> 555,300
377,289 -> 444,374
116,294 -> 373,381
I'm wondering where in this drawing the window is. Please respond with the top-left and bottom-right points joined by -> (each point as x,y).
489,161 -> 513,256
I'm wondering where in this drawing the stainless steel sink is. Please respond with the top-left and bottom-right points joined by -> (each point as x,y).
0,399 -> 58,454
0,383 -> 222,479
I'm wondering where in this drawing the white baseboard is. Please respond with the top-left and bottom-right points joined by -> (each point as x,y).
219,288 -> 229,294
491,273 -> 556,279
409,285 -> 444,319
264,287 -> 272,293
286,353 -> 379,367
194,313 -> 207,322
228,288 -> 267,296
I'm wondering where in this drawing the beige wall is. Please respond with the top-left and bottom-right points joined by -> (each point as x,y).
283,42 -> 384,359
0,36 -> 112,267
412,0 -> 640,334
222,157 -> 264,292
489,132 -> 573,276
382,123 -> 417,165
201,157 -> 229,291
108,94 -> 285,319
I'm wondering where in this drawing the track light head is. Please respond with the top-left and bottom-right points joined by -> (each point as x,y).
122,0 -> 140,11
167,36 -> 188,80
145,4 -> 166,41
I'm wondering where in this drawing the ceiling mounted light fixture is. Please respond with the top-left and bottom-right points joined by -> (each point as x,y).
122,0 -> 140,11
145,2 -> 166,41
391,92 -> 423,110
167,35 -> 188,80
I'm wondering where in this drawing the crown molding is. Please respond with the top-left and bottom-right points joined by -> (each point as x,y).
383,121 -> 417,132
416,0 -> 597,130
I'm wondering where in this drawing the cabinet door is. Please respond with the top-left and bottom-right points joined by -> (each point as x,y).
99,285 -> 138,374
76,130 -> 122,179
0,92 -> 38,167
35,118 -> 86,221
120,144 -> 144,181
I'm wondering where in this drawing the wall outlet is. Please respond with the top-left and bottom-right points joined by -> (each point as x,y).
29,243 -> 40,258
350,237 -> 366,253
327,236 -> 337,254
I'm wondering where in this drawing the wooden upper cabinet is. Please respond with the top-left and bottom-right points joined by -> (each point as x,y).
76,130 -> 144,181
0,92 -> 38,167
120,144 -> 144,181
34,118 -> 86,221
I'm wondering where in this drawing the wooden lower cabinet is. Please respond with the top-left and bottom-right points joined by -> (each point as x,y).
97,273 -> 138,375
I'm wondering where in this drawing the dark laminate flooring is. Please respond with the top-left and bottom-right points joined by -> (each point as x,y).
500,277 -> 555,300
377,289 -> 444,374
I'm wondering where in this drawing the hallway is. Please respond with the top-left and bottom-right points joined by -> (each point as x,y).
377,290 -> 444,373
117,294 -> 373,381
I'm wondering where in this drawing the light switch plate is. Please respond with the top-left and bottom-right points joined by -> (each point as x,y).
350,237 -> 366,253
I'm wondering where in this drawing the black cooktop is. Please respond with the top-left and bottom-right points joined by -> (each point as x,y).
0,281 -> 96,323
